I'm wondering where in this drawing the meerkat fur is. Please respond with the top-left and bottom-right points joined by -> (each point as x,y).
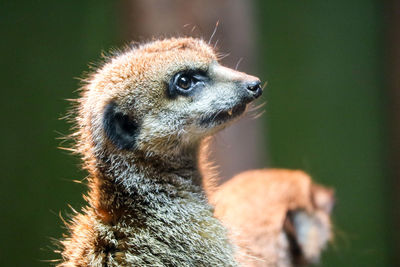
58,37 -> 262,266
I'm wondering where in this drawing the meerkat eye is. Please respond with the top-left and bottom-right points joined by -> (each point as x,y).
177,75 -> 192,90
168,70 -> 208,98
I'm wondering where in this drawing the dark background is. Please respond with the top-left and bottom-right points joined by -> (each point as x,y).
0,1 -> 397,266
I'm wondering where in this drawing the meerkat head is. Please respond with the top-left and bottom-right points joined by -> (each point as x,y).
77,37 -> 262,161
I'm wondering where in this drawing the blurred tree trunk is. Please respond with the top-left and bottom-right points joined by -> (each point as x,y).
119,0 -> 266,182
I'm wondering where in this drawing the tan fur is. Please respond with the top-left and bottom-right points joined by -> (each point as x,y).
211,169 -> 334,267
58,37 -> 262,266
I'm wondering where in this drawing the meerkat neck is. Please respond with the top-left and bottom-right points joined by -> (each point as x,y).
88,145 -> 206,220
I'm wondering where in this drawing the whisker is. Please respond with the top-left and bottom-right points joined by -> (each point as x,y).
262,81 -> 268,90
250,110 -> 266,120
217,52 -> 230,61
248,102 -> 266,112
246,102 -> 266,120
211,109 -> 223,123
235,58 -> 243,70
209,20 -> 219,45
213,39 -> 219,49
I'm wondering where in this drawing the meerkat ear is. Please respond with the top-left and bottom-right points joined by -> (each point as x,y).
102,102 -> 138,150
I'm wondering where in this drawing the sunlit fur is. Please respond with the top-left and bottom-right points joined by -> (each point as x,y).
58,37 -> 261,266
211,169 -> 334,267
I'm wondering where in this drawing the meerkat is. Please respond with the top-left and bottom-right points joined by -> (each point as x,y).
57,37 -> 263,266
211,169 -> 334,267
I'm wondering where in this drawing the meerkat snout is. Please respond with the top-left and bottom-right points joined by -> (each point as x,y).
246,80 -> 262,96
207,62 -> 262,103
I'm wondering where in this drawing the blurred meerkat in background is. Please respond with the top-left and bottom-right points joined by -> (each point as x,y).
210,169 -> 334,267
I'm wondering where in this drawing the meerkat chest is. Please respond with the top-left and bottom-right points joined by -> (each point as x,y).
94,200 -> 237,266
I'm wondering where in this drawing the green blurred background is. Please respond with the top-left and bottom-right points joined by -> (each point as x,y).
0,0 -> 397,266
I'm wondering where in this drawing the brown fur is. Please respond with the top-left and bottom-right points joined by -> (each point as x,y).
58,37 -> 262,266
211,169 -> 334,267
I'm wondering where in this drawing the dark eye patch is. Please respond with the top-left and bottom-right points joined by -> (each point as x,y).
103,101 -> 139,150
167,69 -> 208,98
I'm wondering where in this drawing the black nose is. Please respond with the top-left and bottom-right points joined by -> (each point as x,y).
246,80 -> 262,99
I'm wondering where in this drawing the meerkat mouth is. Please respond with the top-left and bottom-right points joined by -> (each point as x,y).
200,103 -> 247,126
